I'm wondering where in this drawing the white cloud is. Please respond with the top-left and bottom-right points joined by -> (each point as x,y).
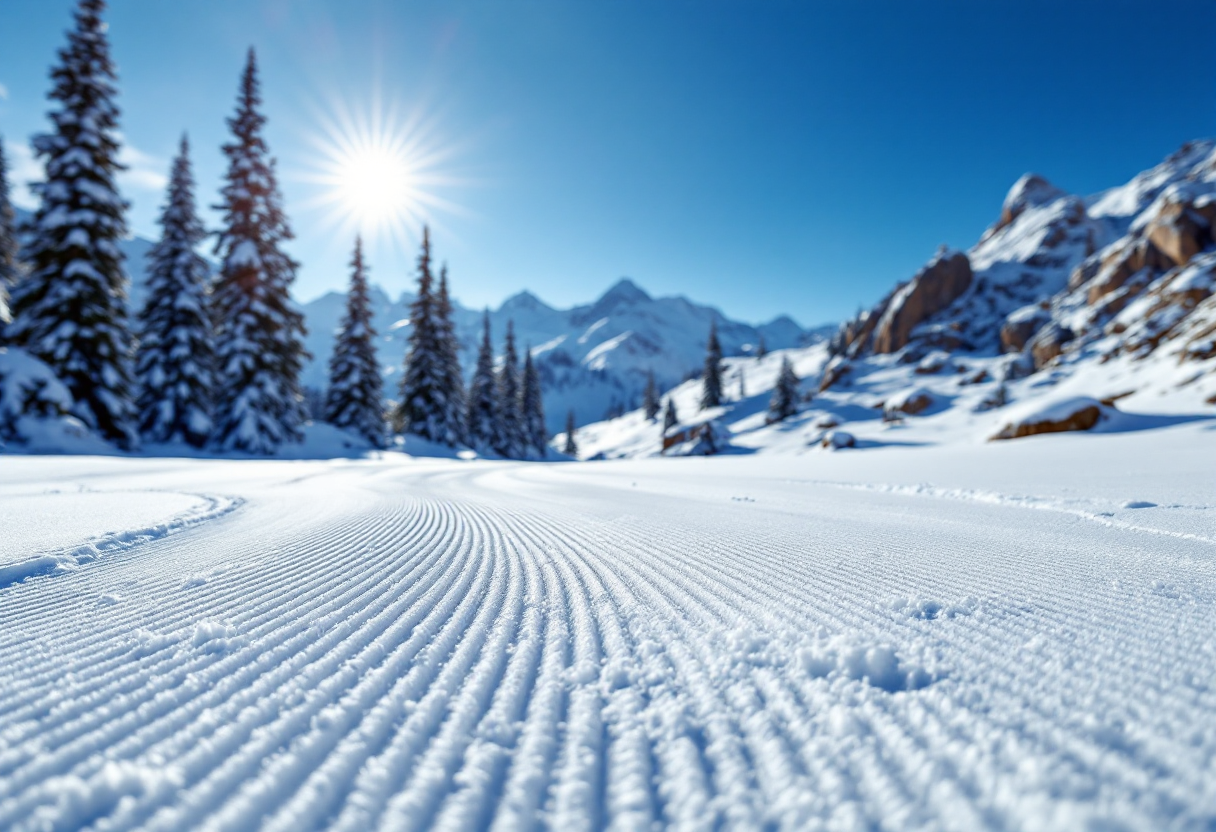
4,140 -> 42,211
117,143 -> 168,195
0,82 -> 8,100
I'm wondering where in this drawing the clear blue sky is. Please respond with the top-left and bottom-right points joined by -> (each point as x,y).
0,1 -> 1212,327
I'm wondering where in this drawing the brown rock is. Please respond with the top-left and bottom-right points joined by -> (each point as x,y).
1000,306 -> 1051,353
818,356 -> 851,392
1087,239 -> 1169,306
872,252 -> 973,354
1028,323 -> 1074,370
1145,198 -> 1209,267
991,404 -> 1102,440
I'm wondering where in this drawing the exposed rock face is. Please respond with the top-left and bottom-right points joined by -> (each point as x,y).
1144,194 -> 1213,268
991,174 -> 1068,236
1028,323 -> 1074,369
1000,304 -> 1052,353
883,388 -> 934,418
818,355 -> 851,392
871,251 -> 973,355
991,398 -> 1104,440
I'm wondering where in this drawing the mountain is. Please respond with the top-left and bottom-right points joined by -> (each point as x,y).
16,208 -> 820,435
300,277 -> 825,433
569,139 -> 1216,459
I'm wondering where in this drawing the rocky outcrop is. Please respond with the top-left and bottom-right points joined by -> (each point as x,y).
991,397 -> 1105,440
1028,323 -> 1075,369
818,355 -> 851,392
871,251 -> 973,354
990,174 -> 1068,237
1144,193 -> 1215,268
883,387 -> 934,419
1000,304 -> 1051,353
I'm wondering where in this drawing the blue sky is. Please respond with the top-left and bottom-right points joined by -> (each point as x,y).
0,1 -> 1212,327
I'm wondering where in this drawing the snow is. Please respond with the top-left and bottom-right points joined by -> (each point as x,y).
1,423 -> 1215,829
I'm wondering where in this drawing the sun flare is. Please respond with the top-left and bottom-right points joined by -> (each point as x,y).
301,95 -> 463,254
333,143 -> 414,228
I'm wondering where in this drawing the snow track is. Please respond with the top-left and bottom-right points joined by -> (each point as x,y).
1,454 -> 1215,831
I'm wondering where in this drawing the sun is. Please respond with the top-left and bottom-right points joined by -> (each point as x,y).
332,141 -> 415,230
299,94 -> 463,254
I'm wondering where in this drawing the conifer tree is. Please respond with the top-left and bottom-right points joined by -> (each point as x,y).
495,319 -> 525,458
562,409 -> 578,456
211,49 -> 308,453
768,355 -> 800,423
521,346 -> 547,458
0,139 -> 19,333
699,320 -> 724,410
7,0 -> 137,448
135,135 -> 214,447
662,397 -> 679,433
435,263 -> 465,444
738,368 -> 747,399
756,334 -> 767,359
397,227 -> 461,444
642,370 -> 660,421
324,237 -> 385,447
465,312 -> 497,452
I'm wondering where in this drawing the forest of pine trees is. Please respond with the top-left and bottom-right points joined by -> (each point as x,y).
0,0 -> 556,460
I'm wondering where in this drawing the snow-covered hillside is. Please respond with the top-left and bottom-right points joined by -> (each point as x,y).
573,141 -> 1216,460
301,278 -> 821,433
2,431 -> 1215,830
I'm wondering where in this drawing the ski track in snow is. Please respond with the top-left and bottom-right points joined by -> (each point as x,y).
1,458 -> 1215,831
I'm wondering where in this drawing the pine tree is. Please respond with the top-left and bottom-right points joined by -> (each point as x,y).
324,237 -> 385,447
465,312 -> 497,452
662,397 -> 679,433
7,0 -> 137,448
495,319 -> 525,458
135,135 -> 214,447
0,139 -> 20,333
768,355 -> 800,423
435,263 -> 465,445
521,346 -> 547,459
642,370 -> 660,421
699,320 -> 723,410
756,334 -> 767,359
738,368 -> 747,399
562,409 -> 578,456
211,49 -> 308,454
397,227 -> 461,445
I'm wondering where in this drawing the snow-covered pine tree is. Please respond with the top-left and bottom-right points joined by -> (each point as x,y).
662,396 -> 679,432
495,319 -> 525,458
0,138 -> 20,333
768,355 -> 800,423
642,370 -> 660,421
135,135 -> 214,447
7,0 -> 137,448
211,49 -> 309,454
520,346 -> 546,458
699,320 -> 723,410
397,227 -> 461,445
465,312 -> 497,452
435,263 -> 465,445
562,409 -> 578,456
324,236 -> 385,447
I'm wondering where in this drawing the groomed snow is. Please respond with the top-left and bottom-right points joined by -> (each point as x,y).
2,423 -> 1215,830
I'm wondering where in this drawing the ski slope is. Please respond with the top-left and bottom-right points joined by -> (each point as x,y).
2,424 -> 1215,831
